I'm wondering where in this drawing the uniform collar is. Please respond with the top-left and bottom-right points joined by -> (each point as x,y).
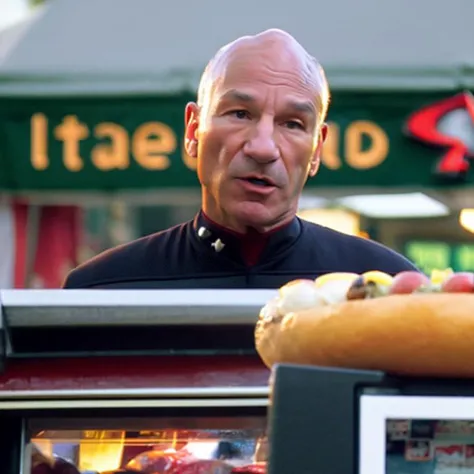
192,210 -> 302,266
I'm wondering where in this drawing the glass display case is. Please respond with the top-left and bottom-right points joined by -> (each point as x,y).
0,289 -> 273,474
27,413 -> 267,473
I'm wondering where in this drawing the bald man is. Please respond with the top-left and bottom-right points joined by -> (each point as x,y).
63,29 -> 417,289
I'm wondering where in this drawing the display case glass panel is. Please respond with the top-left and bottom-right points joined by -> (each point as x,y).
360,395 -> 474,474
25,411 -> 267,474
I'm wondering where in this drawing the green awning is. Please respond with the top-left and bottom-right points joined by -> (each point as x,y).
1,91 -> 473,193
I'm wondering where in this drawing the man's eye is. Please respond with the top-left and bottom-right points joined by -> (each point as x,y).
229,110 -> 249,119
285,121 -> 304,130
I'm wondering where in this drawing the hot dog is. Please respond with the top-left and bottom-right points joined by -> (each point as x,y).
255,269 -> 474,378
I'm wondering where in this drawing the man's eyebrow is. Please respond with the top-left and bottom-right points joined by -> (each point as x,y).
219,89 -> 316,116
288,100 -> 316,116
220,89 -> 255,103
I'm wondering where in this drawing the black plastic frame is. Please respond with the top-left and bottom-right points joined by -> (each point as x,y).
8,323 -> 257,359
268,364 -> 384,474
268,364 -> 474,474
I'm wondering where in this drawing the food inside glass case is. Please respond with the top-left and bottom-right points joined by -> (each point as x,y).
27,417 -> 266,474
386,419 -> 474,474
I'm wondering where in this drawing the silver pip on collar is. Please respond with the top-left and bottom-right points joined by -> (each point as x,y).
197,226 -> 211,239
211,238 -> 225,252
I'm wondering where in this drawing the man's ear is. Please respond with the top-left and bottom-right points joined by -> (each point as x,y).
184,102 -> 200,158
308,123 -> 328,177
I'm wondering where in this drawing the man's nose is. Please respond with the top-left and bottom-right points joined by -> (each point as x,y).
243,121 -> 280,163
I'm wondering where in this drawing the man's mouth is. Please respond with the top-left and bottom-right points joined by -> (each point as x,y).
240,176 -> 275,187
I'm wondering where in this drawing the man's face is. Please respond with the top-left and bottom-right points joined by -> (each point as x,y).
185,41 -> 327,231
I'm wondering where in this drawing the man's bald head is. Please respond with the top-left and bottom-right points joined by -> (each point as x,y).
184,28 -> 331,233
197,29 -> 330,126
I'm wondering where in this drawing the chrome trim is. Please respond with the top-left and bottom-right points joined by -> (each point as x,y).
0,289 -> 275,327
0,398 -> 269,410
20,418 -> 27,474
0,386 -> 270,400
27,415 -> 267,432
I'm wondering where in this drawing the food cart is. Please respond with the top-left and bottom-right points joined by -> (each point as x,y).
4,288 -> 474,474
0,289 -> 274,474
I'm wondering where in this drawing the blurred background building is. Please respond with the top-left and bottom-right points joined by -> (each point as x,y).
0,0 -> 473,287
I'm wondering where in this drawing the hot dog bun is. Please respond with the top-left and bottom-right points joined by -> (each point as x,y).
255,275 -> 474,378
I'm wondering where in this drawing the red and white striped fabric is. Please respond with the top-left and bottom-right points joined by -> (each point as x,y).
0,199 -> 82,289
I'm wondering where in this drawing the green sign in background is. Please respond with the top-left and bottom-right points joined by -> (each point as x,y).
0,91 -> 473,191
404,240 -> 474,274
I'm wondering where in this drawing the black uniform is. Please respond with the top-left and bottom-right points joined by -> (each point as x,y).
63,211 -> 417,289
